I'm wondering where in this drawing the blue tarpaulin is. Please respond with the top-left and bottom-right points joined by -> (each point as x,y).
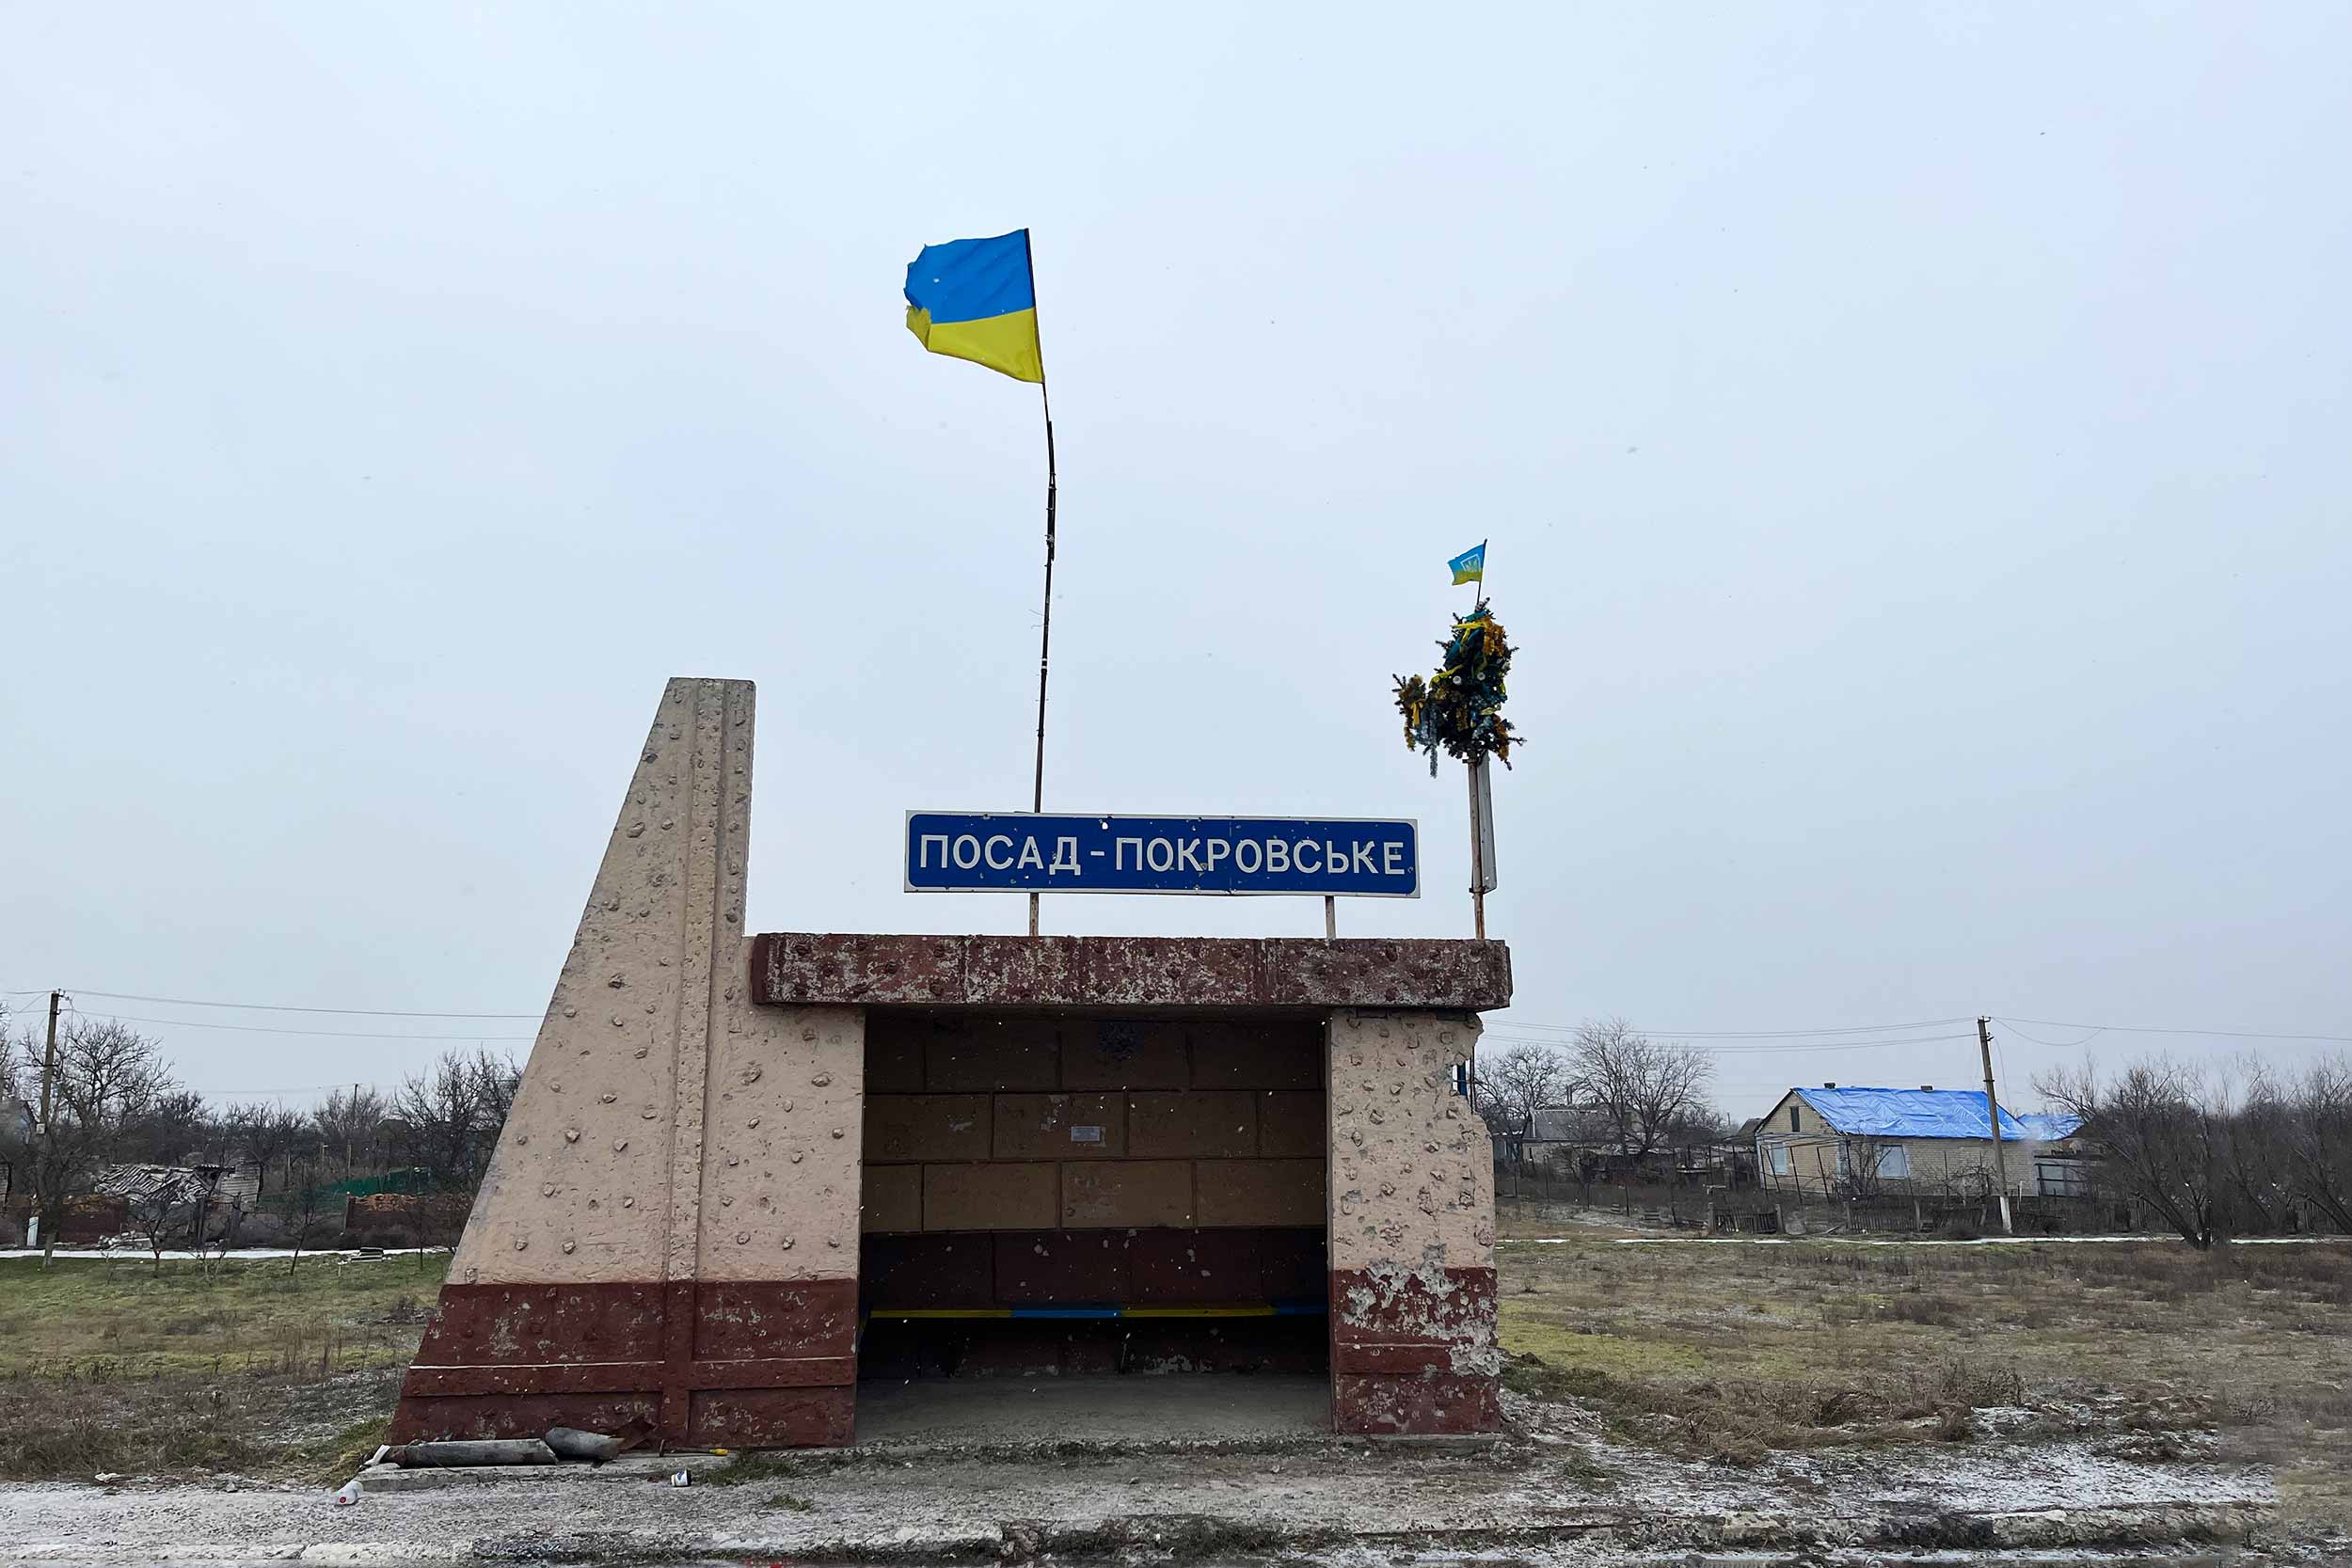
1792,1086 -> 2080,1141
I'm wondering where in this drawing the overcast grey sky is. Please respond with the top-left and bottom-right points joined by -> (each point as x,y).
5,4 -> 2347,1117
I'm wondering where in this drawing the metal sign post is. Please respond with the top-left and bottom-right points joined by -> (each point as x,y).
1466,757 -> 1498,938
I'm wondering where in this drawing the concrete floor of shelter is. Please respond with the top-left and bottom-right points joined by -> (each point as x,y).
853,1372 -> 1330,1448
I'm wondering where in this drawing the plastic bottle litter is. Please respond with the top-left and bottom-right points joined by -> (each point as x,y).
333,1480 -> 362,1507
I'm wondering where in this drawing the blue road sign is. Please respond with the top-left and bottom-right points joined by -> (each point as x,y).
905,812 -> 1419,897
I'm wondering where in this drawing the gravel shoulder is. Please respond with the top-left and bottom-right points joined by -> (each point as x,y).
0,1407 -> 2306,1567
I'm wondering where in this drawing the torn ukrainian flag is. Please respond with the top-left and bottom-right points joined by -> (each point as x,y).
903,230 -> 1043,384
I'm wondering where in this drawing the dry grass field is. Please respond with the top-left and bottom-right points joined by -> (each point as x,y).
1495,1203 -> 2352,1528
0,1252 -> 441,1481
5,1220 -> 2345,1537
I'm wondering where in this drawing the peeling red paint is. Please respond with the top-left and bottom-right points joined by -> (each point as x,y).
962,936 -> 1084,1005
750,934 -> 1511,1012
405,1281 -> 667,1366
1331,1263 -> 1499,1348
1332,1266 -> 1501,1373
752,933 -> 965,1005
1331,1371 -> 1502,1434
690,1386 -> 855,1447
390,1278 -> 855,1446
694,1279 -> 856,1359
1327,1264 -> 1501,1432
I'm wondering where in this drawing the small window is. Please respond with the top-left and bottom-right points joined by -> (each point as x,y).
1876,1145 -> 1912,1179
1769,1145 -> 1792,1176
2036,1158 -> 2090,1197
1788,1105 -> 1801,1132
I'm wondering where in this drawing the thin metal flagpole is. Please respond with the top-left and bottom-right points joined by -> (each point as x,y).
1025,229 -> 1056,939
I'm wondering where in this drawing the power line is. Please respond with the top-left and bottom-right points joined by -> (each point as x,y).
1489,1016 -> 1975,1039
1482,1029 -> 1978,1056
63,1007 -> 535,1043
1992,1019 -> 2106,1049
183,1083 -> 408,1097
1707,1033 -> 1979,1055
1994,1015 -> 2352,1046
57,988 -> 536,1020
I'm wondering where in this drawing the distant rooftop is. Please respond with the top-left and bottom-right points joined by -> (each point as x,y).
1786,1085 -> 2082,1142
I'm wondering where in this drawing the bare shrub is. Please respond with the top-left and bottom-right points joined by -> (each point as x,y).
1883,1291 -> 1964,1327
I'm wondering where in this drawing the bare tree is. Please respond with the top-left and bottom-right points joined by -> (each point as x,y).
2038,1057 -> 2224,1248
476,1052 -> 520,1128
1472,1094 -> 1518,1144
225,1101 -> 310,1198
1568,1018 -> 1717,1160
282,1150 -> 333,1275
312,1086 -> 389,1180
116,1087 -> 212,1166
0,1030 -> 29,1220
394,1048 -> 520,1194
1485,1041 -> 1569,1144
2281,1054 -> 2352,1232
22,1020 -> 179,1265
2215,1061 -> 2295,1233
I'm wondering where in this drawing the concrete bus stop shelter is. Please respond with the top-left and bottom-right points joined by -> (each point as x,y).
389,678 -> 1510,1449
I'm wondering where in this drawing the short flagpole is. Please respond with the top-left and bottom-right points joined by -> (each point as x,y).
1466,539 -> 1493,939
1025,230 -> 1056,939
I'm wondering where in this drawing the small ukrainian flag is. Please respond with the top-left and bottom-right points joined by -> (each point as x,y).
1449,541 -> 1486,586
904,230 -> 1044,384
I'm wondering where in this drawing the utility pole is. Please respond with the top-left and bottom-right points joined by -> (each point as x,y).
35,990 -> 61,1265
1977,1016 -> 2014,1235
346,1085 -> 358,1180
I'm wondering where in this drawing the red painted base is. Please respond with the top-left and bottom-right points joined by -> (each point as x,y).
1327,1265 -> 1501,1435
1330,1371 -> 1502,1434
390,1278 -> 856,1447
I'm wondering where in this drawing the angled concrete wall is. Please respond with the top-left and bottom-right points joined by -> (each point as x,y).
391,679 -> 866,1448
1327,1009 -> 1501,1434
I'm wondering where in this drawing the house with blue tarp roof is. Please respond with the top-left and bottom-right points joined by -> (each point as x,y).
1755,1083 -> 2085,1198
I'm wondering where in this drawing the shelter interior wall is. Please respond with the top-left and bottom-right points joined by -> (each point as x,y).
858,1011 -> 1328,1313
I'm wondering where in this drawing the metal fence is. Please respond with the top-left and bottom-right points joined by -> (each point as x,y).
1495,1159 -> 2127,1237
